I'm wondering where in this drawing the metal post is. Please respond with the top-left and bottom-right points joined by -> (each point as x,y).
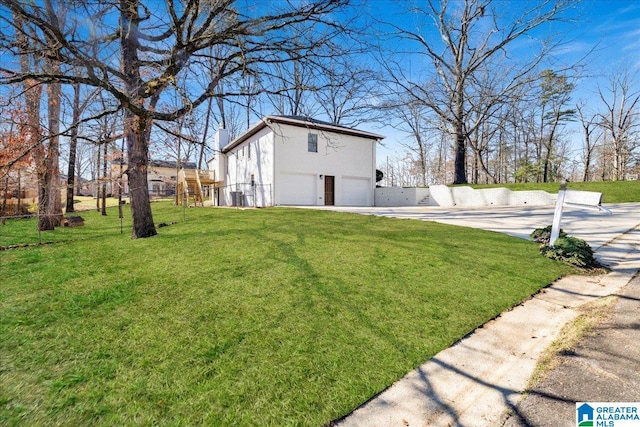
549,182 -> 567,247
37,207 -> 42,245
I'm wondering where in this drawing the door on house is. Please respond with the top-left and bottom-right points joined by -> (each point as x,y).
324,175 -> 335,206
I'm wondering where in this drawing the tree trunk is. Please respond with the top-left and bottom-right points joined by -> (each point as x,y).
37,4 -> 64,231
126,114 -> 156,238
66,83 -> 81,213
96,143 -> 101,212
198,95 -> 214,170
582,155 -> 591,182
542,149 -> 550,183
1,176 -> 8,223
101,139 -> 108,216
39,75 -> 62,230
15,13 -> 44,227
453,83 -> 467,184
118,138 -> 125,220
453,122 -> 467,184
17,171 -> 21,215
121,0 -> 156,238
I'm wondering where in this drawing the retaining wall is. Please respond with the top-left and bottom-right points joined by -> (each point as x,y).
375,185 -> 557,207
374,187 -> 432,207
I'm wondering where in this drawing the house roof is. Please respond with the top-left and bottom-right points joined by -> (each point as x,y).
111,158 -> 198,170
221,115 -> 384,153
149,160 -> 197,169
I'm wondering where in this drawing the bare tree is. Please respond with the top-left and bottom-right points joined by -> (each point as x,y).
383,97 -> 438,186
0,0 -> 351,238
13,13 -> 44,218
381,0 -> 577,184
65,83 -> 81,212
258,16 -> 378,127
597,68 -> 640,181
40,7 -> 64,229
65,83 -> 98,212
314,53 -> 382,127
576,101 -> 601,181
262,51 -> 319,118
538,70 -> 576,182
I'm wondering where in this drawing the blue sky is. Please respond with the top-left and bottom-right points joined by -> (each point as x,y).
368,0 -> 640,161
1,0 -> 638,168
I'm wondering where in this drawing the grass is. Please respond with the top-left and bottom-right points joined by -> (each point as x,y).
0,203 -> 575,426
469,181 -> 640,203
69,196 -> 124,211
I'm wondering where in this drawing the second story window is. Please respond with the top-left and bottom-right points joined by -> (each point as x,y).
308,133 -> 318,152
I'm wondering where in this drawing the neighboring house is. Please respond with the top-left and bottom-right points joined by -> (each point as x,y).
208,116 -> 383,207
115,160 -> 210,198
0,162 -> 38,216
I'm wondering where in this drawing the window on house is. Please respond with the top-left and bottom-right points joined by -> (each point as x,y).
248,143 -> 251,159
308,133 -> 318,152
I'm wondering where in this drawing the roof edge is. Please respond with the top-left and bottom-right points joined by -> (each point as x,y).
222,116 -> 384,153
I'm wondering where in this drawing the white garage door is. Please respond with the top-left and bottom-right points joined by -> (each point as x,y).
342,177 -> 371,206
278,172 -> 316,205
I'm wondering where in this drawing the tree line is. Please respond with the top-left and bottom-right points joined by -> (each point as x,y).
0,0 -> 638,238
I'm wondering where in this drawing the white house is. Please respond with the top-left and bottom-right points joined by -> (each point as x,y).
208,116 -> 384,207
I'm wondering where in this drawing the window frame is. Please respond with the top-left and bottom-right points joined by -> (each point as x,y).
308,133 -> 318,153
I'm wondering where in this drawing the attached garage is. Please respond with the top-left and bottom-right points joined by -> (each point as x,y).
278,172 -> 316,205
342,177 -> 372,206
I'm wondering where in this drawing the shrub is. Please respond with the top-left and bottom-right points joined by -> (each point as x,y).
530,225 -> 566,245
531,226 -> 600,269
540,236 -> 598,268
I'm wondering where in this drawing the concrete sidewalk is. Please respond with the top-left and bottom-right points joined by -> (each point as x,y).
503,274 -> 640,427
324,204 -> 640,427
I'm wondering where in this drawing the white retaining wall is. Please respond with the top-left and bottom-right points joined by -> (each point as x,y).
374,187 -> 432,207
375,185 -> 557,207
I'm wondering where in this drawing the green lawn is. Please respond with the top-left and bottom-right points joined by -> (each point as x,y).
469,180 -> 640,203
1,203 -> 574,426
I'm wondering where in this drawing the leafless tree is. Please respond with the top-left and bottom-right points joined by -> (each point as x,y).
381,0 -> 578,184
314,53 -> 382,128
261,50 -> 319,119
383,97 -> 438,186
576,101 -> 601,181
0,0 -> 352,238
65,83 -> 99,212
597,68 -> 640,181
537,70 -> 576,182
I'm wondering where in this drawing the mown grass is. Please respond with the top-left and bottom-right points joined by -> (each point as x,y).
1,203 -> 574,426
469,180 -> 640,203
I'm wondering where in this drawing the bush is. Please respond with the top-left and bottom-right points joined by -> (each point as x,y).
540,236 -> 598,268
531,226 -> 600,269
530,225 -> 566,245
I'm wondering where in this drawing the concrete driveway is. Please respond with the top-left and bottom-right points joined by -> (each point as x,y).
313,203 -> 640,252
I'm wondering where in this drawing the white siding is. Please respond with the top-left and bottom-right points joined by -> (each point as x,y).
272,123 -> 376,206
216,119 -> 379,207
223,128 -> 275,207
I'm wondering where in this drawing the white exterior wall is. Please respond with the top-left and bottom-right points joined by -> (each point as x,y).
271,123 -> 376,206
224,128 -> 275,207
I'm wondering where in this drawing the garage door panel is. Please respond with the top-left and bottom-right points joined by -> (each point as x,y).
342,177 -> 371,206
279,173 -> 316,205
